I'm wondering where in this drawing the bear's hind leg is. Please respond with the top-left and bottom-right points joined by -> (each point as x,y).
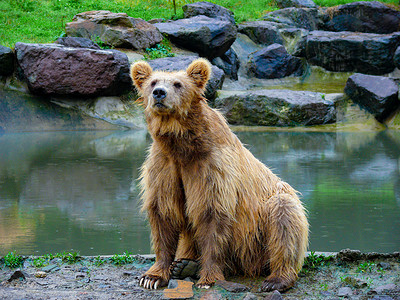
261,193 -> 308,292
171,231 -> 200,280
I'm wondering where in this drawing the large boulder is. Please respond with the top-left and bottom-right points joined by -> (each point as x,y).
154,15 -> 237,59
212,48 -> 240,80
215,89 -> 339,126
394,46 -> 400,69
238,21 -> 286,46
0,45 -> 14,76
344,74 -> 399,123
276,0 -> 317,8
147,56 -> 224,100
263,8 -> 321,31
247,43 -> 304,79
305,31 -> 400,74
280,27 -> 309,55
56,36 -> 101,50
322,1 -> 400,34
65,11 -> 163,50
182,1 -> 235,24
15,43 -> 131,96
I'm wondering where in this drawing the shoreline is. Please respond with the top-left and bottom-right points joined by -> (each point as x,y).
1,249 -> 399,299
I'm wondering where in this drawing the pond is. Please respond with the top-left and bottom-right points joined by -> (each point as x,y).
0,130 -> 399,256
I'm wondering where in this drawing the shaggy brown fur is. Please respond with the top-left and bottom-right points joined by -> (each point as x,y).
130,58 -> 309,292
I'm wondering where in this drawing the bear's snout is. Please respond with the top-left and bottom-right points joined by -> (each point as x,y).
153,88 -> 167,102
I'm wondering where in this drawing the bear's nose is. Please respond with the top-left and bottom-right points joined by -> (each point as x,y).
152,88 -> 167,101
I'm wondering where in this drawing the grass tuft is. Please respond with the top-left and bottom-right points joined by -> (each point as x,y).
110,252 -> 134,265
3,252 -> 24,269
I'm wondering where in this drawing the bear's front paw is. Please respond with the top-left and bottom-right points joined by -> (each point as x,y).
139,274 -> 168,290
260,276 -> 294,292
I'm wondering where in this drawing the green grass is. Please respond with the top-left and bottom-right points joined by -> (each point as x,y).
109,251 -> 134,265
55,251 -> 82,264
0,0 -> 398,48
3,251 -> 24,268
144,38 -> 175,60
302,251 -> 334,272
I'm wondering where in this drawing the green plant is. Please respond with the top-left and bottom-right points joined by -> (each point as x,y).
3,252 -> 24,268
302,251 -> 334,271
319,282 -> 329,291
377,266 -> 386,277
110,252 -> 134,265
32,257 -> 48,268
357,261 -> 375,273
144,40 -> 175,60
43,253 -> 55,260
91,36 -> 112,49
94,255 -> 106,266
56,251 -> 82,264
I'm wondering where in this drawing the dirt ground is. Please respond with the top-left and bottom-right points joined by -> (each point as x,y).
0,250 -> 399,299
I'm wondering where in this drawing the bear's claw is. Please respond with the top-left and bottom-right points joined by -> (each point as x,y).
196,284 -> 211,289
139,275 -> 165,290
260,277 -> 293,292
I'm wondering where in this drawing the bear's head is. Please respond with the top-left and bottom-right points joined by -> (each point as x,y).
130,59 -> 211,117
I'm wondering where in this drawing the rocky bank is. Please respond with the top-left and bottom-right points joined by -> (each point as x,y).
0,250 -> 399,299
1,1 -> 400,131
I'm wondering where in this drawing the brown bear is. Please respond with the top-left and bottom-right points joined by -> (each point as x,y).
130,58 -> 309,292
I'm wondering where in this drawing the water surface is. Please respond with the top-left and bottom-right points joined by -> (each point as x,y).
0,130 -> 399,255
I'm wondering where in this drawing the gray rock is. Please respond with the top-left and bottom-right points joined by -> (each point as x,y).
148,56 -> 224,100
242,292 -> 258,300
41,264 -> 61,273
276,0 -> 317,8
212,48 -> 240,80
337,249 -> 362,262
56,37 -> 101,50
371,296 -> 395,300
75,272 -> 86,278
369,284 -> 397,295
15,43 -> 132,96
394,46 -> 400,69
154,15 -> 237,59
182,1 -> 235,24
247,43 -> 304,79
0,45 -> 14,76
305,31 -> 400,75
65,10 -> 163,50
342,276 -> 368,288
264,290 -> 283,300
7,270 -> 27,282
215,280 -> 250,293
167,279 -> 179,289
377,262 -> 391,270
263,8 -> 321,31
338,287 -> 353,297
280,27 -> 309,55
322,1 -> 400,34
344,74 -> 399,123
238,21 -> 286,46
215,90 -> 339,126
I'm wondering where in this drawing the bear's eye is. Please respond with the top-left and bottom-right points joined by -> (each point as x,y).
150,80 -> 157,87
174,82 -> 182,89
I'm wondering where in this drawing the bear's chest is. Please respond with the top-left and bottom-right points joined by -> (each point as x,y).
157,134 -> 212,165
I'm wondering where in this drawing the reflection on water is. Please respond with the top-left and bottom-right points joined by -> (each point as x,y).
0,130 -> 399,255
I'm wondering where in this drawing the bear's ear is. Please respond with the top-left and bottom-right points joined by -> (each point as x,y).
130,61 -> 153,90
186,58 -> 211,90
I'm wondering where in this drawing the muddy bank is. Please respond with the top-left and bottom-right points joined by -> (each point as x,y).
0,250 -> 399,299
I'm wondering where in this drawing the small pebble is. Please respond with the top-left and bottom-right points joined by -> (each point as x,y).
35,271 -> 47,278
338,287 -> 353,297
